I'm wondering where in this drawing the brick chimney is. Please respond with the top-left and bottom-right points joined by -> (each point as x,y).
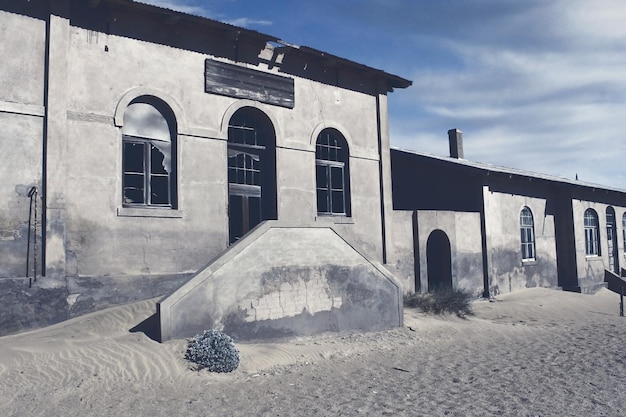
448,128 -> 463,159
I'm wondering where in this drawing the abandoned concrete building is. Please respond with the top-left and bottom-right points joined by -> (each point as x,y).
1,0 -> 625,339
391,129 -> 626,300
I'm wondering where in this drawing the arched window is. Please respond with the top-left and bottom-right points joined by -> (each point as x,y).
122,97 -> 176,207
520,206 -> 535,260
584,209 -> 600,256
315,128 -> 350,216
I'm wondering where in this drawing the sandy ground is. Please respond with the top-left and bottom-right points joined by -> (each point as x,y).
1,288 -> 625,417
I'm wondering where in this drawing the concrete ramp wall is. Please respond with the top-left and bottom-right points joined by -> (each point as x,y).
157,222 -> 403,341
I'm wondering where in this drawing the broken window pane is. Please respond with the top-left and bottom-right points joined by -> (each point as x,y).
124,173 -> 145,204
150,144 -> 168,175
122,98 -> 175,208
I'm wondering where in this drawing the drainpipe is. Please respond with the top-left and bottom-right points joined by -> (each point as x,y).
40,4 -> 53,277
480,185 -> 491,298
375,87 -> 387,264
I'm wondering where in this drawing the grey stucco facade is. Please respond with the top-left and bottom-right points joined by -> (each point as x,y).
3,1 -> 625,339
391,142 -> 626,297
0,0 -> 410,337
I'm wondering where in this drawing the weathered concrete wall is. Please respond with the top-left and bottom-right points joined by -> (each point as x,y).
0,273 -> 191,336
0,1 -> 400,335
158,222 -> 403,341
571,200 -> 626,291
62,11 -> 386,280
0,9 -> 45,278
483,189 -> 559,295
0,7 -> 46,105
386,210 -> 416,292
416,210 -> 484,297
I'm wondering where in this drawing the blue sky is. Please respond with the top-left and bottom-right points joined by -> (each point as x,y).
140,0 -> 626,189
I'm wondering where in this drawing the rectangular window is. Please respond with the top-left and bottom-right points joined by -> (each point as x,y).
521,227 -> 535,260
585,227 -> 599,255
316,162 -> 346,215
123,139 -> 171,207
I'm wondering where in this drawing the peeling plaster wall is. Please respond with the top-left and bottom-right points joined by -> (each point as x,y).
158,224 -> 403,342
483,190 -> 558,295
386,210 -> 416,292
416,211 -> 484,297
0,9 -> 45,278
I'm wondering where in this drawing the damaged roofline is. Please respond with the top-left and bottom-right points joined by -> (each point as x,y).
110,0 -> 412,91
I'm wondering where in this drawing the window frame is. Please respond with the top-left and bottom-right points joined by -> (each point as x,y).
315,129 -> 350,216
623,212 -> 626,258
584,208 -> 601,257
121,97 -> 177,209
520,206 -> 536,261
122,136 -> 172,207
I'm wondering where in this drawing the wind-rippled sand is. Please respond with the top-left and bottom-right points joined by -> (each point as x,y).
1,288 -> 625,416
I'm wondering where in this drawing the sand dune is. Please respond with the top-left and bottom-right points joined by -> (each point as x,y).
1,288 -> 625,416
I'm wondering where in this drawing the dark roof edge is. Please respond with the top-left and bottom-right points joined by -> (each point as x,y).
391,147 -> 626,194
112,0 -> 412,91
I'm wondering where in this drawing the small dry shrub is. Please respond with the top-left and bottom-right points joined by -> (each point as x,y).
185,329 -> 240,373
404,288 -> 474,318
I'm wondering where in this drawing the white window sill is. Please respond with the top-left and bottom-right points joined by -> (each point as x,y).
117,207 -> 183,218
585,255 -> 602,261
521,259 -> 537,265
315,214 -> 354,224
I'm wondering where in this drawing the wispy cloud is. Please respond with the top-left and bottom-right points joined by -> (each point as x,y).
223,17 -> 273,28
135,0 -> 212,17
135,1 -> 273,29
384,0 -> 626,187
122,0 -> 626,188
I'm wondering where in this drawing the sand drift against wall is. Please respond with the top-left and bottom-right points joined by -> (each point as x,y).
0,288 -> 624,416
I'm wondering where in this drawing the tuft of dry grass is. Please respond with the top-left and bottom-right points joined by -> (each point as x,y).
404,288 -> 474,318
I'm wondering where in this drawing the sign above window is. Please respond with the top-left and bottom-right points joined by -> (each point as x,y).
205,59 -> 295,109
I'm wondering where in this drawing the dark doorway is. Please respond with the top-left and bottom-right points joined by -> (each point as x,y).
426,230 -> 453,291
227,107 -> 277,244
606,207 -> 619,274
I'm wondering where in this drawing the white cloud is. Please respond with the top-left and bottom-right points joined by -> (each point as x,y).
224,17 -> 273,28
135,0 -> 212,17
388,0 -> 626,189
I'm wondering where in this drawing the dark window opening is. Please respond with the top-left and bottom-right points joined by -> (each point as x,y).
584,208 -> 600,256
607,207 -> 619,273
227,107 -> 276,244
315,129 -> 350,216
520,206 -> 536,260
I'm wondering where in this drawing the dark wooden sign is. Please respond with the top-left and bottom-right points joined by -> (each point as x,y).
205,59 -> 295,108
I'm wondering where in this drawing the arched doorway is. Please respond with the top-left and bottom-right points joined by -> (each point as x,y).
426,230 -> 452,291
227,107 -> 277,244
